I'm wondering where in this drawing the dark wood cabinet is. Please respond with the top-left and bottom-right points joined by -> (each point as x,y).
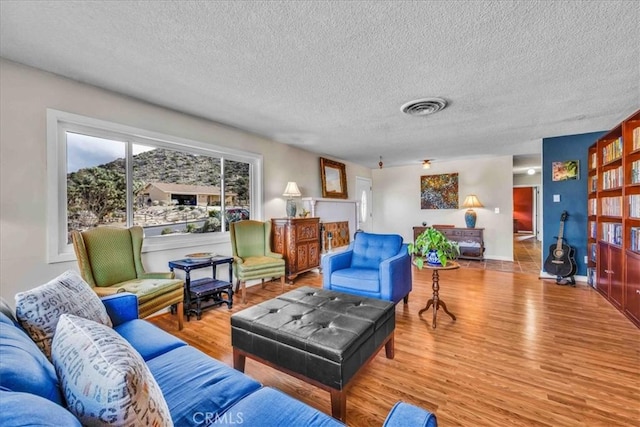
413,226 -> 485,261
588,109 -> 640,328
624,250 -> 640,325
597,242 -> 623,308
271,217 -> 321,282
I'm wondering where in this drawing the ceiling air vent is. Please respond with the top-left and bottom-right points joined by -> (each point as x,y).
400,98 -> 448,116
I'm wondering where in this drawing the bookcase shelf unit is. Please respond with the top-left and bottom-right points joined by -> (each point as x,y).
588,109 -> 640,328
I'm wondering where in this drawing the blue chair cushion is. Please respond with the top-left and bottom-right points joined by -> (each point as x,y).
147,345 -> 261,426
383,401 -> 438,427
351,233 -> 403,269
221,387 -> 344,426
114,319 -> 187,361
330,267 -> 380,293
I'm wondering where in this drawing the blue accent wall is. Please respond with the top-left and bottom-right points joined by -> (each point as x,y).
542,131 -> 605,276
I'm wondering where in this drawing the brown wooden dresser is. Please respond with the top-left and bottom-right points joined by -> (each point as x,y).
271,217 -> 321,282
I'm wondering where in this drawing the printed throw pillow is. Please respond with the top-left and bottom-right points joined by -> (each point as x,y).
52,314 -> 174,427
14,270 -> 112,359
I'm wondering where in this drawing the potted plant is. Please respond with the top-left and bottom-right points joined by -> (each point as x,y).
408,227 -> 460,268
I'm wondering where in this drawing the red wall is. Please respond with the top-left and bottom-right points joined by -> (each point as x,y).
513,187 -> 533,232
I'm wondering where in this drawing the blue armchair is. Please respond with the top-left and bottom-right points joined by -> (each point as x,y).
322,232 -> 412,304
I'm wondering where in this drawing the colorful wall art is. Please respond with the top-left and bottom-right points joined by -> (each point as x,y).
420,173 -> 459,209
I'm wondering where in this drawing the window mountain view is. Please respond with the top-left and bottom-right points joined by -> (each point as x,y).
66,145 -> 250,241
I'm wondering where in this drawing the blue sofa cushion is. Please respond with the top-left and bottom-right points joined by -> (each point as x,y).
114,318 -> 187,361
0,389 -> 81,427
351,233 -> 403,269
0,321 -> 62,404
148,345 -> 262,426
221,387 -> 344,426
330,267 -> 380,293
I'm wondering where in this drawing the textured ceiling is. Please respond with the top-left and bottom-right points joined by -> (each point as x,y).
1,1 -> 638,171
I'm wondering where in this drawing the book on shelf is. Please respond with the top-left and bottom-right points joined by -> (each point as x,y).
631,227 -> 640,252
587,267 -> 596,287
590,243 -> 597,262
602,137 -> 623,163
601,196 -> 622,216
632,160 -> 640,184
601,223 -> 622,245
633,126 -> 640,151
630,195 -> 640,218
588,198 -> 597,215
589,221 -> 597,239
601,166 -> 623,189
590,152 -> 597,170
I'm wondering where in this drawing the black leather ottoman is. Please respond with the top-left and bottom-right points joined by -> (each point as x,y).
231,286 -> 395,422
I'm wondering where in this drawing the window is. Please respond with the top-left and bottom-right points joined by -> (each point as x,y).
48,109 -> 262,263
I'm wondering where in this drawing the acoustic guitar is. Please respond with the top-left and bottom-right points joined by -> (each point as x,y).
544,211 -> 577,283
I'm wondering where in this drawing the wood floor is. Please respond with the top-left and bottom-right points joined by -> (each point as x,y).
149,267 -> 639,426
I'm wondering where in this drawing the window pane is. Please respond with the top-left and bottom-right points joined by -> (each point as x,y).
224,159 -> 251,228
66,132 -> 126,242
132,145 -> 223,236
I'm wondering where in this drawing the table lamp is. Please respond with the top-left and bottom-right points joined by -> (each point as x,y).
462,194 -> 483,228
283,182 -> 301,217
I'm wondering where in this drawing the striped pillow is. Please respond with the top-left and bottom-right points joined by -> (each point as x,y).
52,314 -> 173,427
15,270 -> 112,359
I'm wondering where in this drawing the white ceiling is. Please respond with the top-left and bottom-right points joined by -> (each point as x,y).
1,1 -> 638,171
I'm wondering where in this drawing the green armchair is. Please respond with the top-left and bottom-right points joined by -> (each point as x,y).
71,226 -> 184,330
230,220 -> 286,304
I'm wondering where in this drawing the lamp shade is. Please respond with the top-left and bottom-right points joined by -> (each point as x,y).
462,194 -> 483,208
282,182 -> 301,197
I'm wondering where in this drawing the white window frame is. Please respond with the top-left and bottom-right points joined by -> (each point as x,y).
47,109 -> 263,263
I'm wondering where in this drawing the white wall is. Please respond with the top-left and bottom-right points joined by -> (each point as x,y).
371,157 -> 514,260
0,59 -> 370,302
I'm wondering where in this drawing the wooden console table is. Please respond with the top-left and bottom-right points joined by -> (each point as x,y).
271,217 -> 321,282
413,226 -> 485,260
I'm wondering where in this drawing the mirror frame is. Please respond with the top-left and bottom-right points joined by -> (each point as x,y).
320,157 -> 348,199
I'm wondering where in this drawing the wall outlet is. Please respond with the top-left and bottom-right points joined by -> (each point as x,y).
553,194 -> 561,202
584,255 -> 588,264
494,207 -> 500,214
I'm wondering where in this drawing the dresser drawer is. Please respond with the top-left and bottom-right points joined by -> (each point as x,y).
463,229 -> 482,237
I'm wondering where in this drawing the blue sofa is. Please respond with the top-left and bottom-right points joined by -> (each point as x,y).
322,232 -> 413,304
0,292 -> 436,426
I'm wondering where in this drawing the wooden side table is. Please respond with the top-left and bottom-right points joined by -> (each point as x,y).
168,256 -> 234,320
418,261 -> 459,328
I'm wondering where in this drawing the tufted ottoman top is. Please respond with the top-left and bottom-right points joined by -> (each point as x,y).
231,286 -> 394,363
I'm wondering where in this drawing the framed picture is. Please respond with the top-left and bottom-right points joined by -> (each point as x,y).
420,173 -> 459,209
320,157 -> 348,199
552,160 -> 579,181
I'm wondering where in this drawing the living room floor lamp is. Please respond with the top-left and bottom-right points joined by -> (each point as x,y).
283,182 -> 301,217
462,194 -> 483,228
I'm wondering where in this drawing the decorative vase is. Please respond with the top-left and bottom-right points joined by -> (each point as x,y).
464,209 -> 477,228
426,250 -> 441,266
286,199 -> 297,218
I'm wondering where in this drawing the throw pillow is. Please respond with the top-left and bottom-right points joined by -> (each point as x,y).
52,314 -> 173,427
14,270 -> 112,359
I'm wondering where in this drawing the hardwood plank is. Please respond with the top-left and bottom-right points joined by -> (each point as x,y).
149,267 -> 639,426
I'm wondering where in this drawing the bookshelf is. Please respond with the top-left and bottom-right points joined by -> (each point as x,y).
588,109 -> 640,327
